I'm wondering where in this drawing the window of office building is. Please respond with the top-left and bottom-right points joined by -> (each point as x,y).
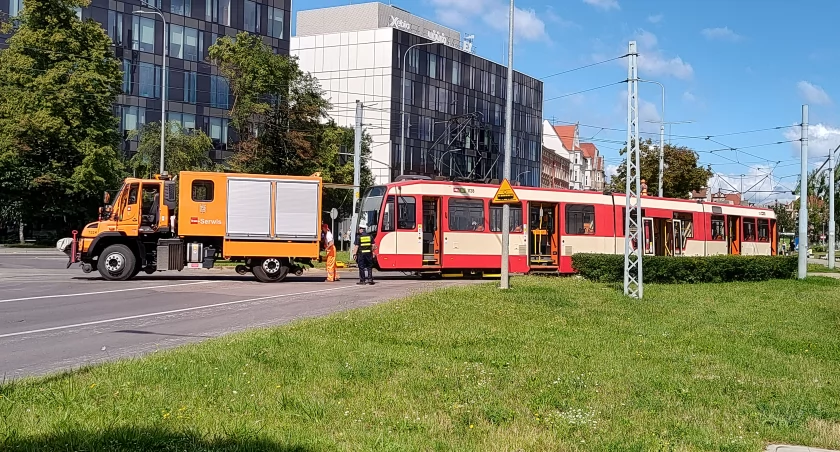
183,70 -> 196,103
244,0 -> 260,33
138,62 -> 161,98
452,61 -> 460,85
9,0 -> 22,16
168,112 -> 196,131
107,11 -> 123,46
205,0 -> 229,25
170,0 -> 191,16
209,117 -> 228,144
122,59 -> 132,94
210,75 -> 229,108
428,53 -> 437,78
170,25 -> 201,61
268,7 -> 284,39
121,106 -> 145,135
132,16 -> 155,53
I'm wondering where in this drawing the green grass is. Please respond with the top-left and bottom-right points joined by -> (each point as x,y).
808,263 -> 840,274
2,277 -> 840,451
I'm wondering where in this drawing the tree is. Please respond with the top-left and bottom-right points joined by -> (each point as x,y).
0,0 -> 123,242
128,121 -> 215,178
772,202 -> 795,235
207,32 -> 374,218
611,139 -> 713,199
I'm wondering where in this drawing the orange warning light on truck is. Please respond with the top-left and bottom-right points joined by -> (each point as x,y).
57,171 -> 323,282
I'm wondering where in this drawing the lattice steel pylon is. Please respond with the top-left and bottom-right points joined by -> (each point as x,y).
624,41 -> 643,298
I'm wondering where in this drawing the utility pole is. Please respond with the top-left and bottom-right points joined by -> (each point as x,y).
500,0 -> 514,290
624,41 -> 642,298
134,4 -> 168,175
830,145 -> 837,268
350,100 -> 363,253
639,79 -> 665,197
798,104 -> 808,279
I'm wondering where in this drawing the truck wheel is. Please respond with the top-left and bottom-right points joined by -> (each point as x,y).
252,258 -> 289,283
97,244 -> 137,281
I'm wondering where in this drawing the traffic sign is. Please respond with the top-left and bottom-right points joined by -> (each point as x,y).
492,178 -> 520,204
330,208 -> 338,220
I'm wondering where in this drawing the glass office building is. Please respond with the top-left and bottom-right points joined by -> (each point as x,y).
1,0 -> 291,160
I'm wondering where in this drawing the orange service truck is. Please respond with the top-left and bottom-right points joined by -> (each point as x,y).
58,171 -> 323,282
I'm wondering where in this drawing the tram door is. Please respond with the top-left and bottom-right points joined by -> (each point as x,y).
672,219 -> 683,256
529,203 -> 558,267
643,218 -> 656,255
422,197 -> 441,267
728,215 -> 741,255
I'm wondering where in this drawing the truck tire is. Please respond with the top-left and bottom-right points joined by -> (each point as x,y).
252,258 -> 289,283
97,244 -> 137,281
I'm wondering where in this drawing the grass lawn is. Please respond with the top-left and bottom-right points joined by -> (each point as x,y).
808,263 -> 840,274
2,277 -> 840,451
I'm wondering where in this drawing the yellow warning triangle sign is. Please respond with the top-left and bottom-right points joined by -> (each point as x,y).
492,178 -> 520,204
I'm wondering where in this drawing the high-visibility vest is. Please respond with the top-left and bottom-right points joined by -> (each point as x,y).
359,234 -> 373,254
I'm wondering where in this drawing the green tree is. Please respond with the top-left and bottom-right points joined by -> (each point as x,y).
771,202 -> 795,235
317,122 -> 375,219
128,121 -> 215,178
0,0 -> 123,242
611,139 -> 713,199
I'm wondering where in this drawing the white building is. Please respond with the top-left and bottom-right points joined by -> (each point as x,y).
291,2 -> 544,186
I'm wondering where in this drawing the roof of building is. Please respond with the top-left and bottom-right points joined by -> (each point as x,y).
580,142 -> 598,160
553,125 -> 579,151
691,188 -> 708,199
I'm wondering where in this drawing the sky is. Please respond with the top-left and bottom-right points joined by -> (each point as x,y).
293,0 -> 840,204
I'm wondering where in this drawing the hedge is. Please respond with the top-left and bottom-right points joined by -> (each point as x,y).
571,253 -> 798,284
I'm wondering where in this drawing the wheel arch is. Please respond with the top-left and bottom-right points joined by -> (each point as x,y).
89,233 -> 141,264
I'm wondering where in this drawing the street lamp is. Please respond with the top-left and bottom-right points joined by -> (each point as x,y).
400,41 -> 441,178
516,170 -> 531,185
133,3 -> 168,175
639,79 -> 664,197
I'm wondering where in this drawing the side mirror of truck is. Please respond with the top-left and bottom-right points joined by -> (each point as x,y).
104,192 -> 111,204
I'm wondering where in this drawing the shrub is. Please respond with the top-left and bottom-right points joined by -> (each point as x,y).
571,254 -> 798,284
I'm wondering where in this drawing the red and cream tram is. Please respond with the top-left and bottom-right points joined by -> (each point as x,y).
356,178 -> 777,276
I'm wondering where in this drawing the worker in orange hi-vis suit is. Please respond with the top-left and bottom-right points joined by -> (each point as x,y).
321,223 -> 339,282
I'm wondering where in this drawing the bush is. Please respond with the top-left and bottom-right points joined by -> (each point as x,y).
571,253 -> 798,284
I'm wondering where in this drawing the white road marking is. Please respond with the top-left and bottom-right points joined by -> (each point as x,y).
0,286 -> 350,339
0,281 -> 216,304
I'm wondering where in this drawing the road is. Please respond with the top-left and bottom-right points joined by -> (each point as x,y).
0,251 -> 474,380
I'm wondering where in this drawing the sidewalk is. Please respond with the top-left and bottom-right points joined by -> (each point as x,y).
0,245 -> 61,255
767,445 -> 840,452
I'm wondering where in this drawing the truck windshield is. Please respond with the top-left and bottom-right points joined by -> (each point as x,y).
357,186 -> 386,233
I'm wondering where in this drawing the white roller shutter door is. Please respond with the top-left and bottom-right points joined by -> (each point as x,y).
275,180 -> 319,241
226,179 -> 271,237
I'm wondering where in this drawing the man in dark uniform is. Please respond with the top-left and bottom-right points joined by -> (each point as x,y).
352,224 -> 375,285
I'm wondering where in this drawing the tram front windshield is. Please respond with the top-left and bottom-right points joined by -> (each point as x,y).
357,186 -> 386,235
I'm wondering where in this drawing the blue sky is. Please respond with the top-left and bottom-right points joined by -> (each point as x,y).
294,0 -> 840,203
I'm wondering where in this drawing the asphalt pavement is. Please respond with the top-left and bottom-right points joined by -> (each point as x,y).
0,251 -> 476,380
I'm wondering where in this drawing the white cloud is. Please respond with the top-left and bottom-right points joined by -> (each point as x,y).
584,0 -> 620,11
635,30 -> 694,80
430,0 -> 550,42
545,6 -> 580,29
784,123 -> 840,158
605,164 -> 619,180
647,14 -> 663,24
683,91 -> 696,102
701,27 -> 743,42
797,81 -> 832,105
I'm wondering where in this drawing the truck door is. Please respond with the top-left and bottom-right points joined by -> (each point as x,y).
140,182 -> 163,233
117,182 -> 141,229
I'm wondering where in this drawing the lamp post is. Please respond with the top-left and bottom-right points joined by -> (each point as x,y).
134,4 -> 168,175
400,41 -> 441,178
639,79 -> 665,197
516,170 -> 531,185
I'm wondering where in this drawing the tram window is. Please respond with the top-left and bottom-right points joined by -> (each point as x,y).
565,204 -> 595,235
743,218 -> 757,242
382,196 -> 395,232
397,196 -> 416,229
758,219 -> 769,242
449,199 -> 485,231
711,215 -> 725,240
674,212 -> 694,238
490,205 -> 523,232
